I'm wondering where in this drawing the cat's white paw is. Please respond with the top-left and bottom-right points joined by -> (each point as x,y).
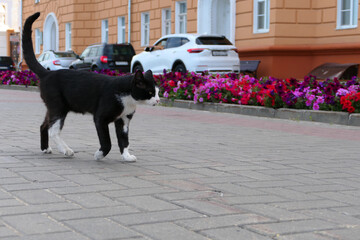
42,147 -> 52,154
122,148 -> 136,162
94,150 -> 104,161
122,153 -> 137,162
64,148 -> 74,157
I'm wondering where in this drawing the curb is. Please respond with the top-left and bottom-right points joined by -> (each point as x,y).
2,84 -> 359,126
161,98 -> 360,127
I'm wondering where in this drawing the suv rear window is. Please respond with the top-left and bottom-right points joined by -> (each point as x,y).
54,52 -> 77,58
54,52 -> 76,58
104,45 -> 135,57
0,57 -> 14,64
196,37 -> 232,45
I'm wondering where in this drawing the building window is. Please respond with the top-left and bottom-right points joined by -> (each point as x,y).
253,0 -> 270,33
35,0 -> 40,3
117,16 -> 126,43
65,23 -> 71,50
101,19 -> 109,43
337,0 -> 358,29
175,1 -> 187,33
141,12 -> 150,46
162,8 -> 171,36
35,28 -> 41,54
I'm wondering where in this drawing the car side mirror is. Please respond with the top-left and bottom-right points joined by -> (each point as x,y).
144,46 -> 154,52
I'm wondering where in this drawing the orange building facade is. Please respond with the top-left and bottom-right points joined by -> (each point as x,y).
22,0 -> 360,79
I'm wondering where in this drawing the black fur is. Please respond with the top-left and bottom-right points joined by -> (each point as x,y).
23,12 -> 157,159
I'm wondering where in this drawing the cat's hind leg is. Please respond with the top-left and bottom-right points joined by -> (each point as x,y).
40,112 -> 52,153
48,116 -> 74,157
115,115 -> 136,162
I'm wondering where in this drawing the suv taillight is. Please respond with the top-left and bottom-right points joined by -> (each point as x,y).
53,60 -> 60,65
100,56 -> 108,63
187,48 -> 205,53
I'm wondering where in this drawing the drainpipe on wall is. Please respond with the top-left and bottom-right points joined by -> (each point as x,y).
128,0 -> 131,43
19,0 -> 23,70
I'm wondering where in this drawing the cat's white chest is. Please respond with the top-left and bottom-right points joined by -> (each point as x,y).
116,94 -> 137,118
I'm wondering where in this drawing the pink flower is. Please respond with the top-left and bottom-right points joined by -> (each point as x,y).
313,103 -> 319,110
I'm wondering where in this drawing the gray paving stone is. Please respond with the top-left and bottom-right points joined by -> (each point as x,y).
11,189 -> 64,204
132,222 -> 209,240
0,231 -> 90,240
176,213 -> 272,231
118,195 -> 180,211
2,213 -> 68,235
16,171 -> 66,182
63,193 -> 122,208
49,205 -> 140,221
238,204 -> 311,221
102,186 -> 177,198
0,226 -> 17,238
174,199 -> 244,216
49,184 -> 127,195
274,232 -> 333,240
319,227 -> 360,240
270,199 -> 349,211
108,176 -> 160,188
201,226 -> 271,240
112,209 -> 203,226
0,202 -> 81,217
65,218 -> 140,239
245,219 -> 340,236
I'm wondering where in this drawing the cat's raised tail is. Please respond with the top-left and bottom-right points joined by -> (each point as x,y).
22,12 -> 49,78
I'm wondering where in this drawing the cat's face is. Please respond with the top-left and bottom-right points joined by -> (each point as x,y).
132,70 -> 160,106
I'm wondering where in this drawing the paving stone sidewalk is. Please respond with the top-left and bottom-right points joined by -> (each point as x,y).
0,88 -> 359,240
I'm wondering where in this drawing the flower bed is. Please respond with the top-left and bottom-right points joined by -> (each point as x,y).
0,70 -> 39,86
1,70 -> 359,113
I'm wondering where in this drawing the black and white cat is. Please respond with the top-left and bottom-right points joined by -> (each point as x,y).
22,12 -> 160,161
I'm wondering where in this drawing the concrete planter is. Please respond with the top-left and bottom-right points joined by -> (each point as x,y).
161,98 -> 358,126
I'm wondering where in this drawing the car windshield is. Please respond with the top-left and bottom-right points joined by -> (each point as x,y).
0,57 -> 13,64
104,45 -> 135,57
54,52 -> 77,58
196,36 -> 232,45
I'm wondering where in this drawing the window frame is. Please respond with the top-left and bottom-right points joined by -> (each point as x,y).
337,0 -> 358,29
101,19 -> 109,43
162,8 -> 172,36
117,16 -> 126,43
65,22 -> 72,51
253,0 -> 270,34
141,12 -> 150,46
175,1 -> 187,34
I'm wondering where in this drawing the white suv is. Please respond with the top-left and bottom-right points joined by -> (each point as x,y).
131,34 -> 240,74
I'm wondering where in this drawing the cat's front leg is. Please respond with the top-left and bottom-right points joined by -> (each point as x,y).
115,116 -> 136,162
94,117 -> 112,161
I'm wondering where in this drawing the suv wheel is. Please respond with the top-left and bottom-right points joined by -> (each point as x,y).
173,63 -> 186,73
133,64 -> 144,73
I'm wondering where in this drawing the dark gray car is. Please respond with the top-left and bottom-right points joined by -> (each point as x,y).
69,43 -> 135,72
0,56 -> 15,71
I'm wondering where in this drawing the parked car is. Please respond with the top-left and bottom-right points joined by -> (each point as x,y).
0,56 -> 15,71
131,34 -> 240,74
37,50 -> 78,70
69,43 -> 136,72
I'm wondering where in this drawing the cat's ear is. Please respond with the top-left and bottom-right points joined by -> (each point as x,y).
144,70 -> 153,78
134,70 -> 146,89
